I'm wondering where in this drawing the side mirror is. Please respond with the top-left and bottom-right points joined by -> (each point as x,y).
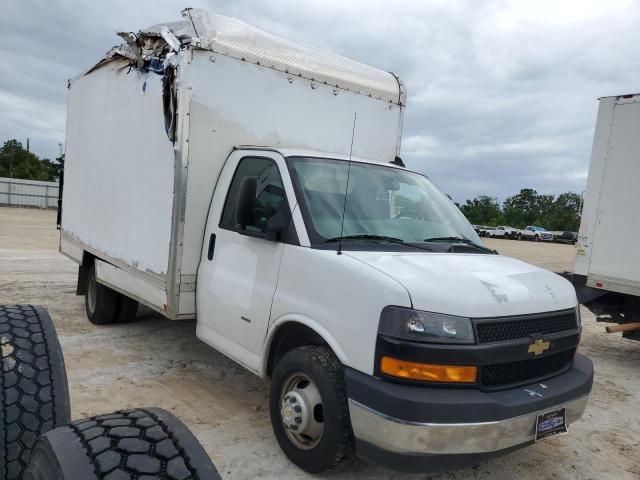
235,176 -> 257,229
265,209 -> 287,241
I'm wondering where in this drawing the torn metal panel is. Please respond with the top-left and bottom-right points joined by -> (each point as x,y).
75,9 -> 405,106
116,32 -> 144,68
162,65 -> 177,142
160,26 -> 181,52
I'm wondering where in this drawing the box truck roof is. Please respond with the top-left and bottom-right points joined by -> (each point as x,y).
83,8 -> 405,106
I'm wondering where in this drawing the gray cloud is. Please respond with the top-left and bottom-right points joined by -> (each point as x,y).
1,0 -> 639,202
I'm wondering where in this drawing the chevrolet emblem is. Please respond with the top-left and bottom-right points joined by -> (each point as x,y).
528,339 -> 550,355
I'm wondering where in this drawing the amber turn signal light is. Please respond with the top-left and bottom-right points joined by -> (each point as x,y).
380,356 -> 477,383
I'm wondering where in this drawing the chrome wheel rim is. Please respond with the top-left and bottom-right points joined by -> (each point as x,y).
279,373 -> 324,450
87,274 -> 97,315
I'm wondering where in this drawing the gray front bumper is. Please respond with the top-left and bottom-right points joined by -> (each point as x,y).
345,353 -> 594,471
349,394 -> 589,455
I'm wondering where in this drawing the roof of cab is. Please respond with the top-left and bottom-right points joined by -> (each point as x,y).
237,146 -> 407,169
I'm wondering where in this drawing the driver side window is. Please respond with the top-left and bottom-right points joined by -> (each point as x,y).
220,157 -> 287,233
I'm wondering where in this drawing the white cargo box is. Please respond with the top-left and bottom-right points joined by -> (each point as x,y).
574,93 -> 640,297
60,10 -> 406,319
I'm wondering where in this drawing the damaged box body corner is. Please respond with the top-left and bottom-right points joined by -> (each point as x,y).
60,18 -> 406,319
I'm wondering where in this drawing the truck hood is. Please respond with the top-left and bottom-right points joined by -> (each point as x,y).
345,252 -> 577,317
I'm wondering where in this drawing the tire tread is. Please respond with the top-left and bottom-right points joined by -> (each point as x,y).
28,408 -> 220,479
0,305 -> 70,480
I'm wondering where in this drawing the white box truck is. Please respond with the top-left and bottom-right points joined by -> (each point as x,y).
59,9 -> 593,473
571,93 -> 640,341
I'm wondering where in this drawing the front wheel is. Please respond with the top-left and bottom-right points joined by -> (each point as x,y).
269,346 -> 354,473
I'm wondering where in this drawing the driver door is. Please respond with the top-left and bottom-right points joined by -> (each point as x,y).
196,151 -> 295,372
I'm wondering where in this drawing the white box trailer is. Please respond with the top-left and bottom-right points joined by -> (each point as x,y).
60,9 -> 405,319
572,93 -> 640,340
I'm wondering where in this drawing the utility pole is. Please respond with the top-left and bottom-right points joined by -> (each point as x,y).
26,138 -> 30,153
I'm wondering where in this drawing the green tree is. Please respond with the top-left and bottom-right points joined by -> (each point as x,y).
0,140 -> 63,181
545,192 -> 581,231
503,188 -> 540,227
459,195 -> 503,225
41,153 -> 64,181
460,188 -> 582,231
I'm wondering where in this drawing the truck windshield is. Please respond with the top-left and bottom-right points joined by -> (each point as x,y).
288,157 -> 482,248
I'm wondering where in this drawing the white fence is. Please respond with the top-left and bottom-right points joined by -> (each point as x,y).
0,177 -> 59,209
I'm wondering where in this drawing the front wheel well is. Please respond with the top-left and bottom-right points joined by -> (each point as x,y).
266,322 -> 330,377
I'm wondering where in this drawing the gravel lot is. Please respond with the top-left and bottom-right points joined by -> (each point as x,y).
1,206 -> 638,479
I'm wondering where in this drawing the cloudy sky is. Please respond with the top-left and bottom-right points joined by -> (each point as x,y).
2,0 -> 639,202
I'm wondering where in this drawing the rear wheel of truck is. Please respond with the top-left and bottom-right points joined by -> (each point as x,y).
269,345 -> 354,474
116,295 -> 139,323
0,305 -> 71,480
85,265 -> 120,325
23,407 -> 221,480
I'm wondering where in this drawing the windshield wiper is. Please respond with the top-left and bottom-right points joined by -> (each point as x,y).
423,236 -> 496,254
326,234 -> 405,243
326,235 -> 434,251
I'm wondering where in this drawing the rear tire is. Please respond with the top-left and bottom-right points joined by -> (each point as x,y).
269,346 -> 354,474
117,296 -> 138,323
0,305 -> 70,480
24,408 -> 221,480
85,265 -> 120,325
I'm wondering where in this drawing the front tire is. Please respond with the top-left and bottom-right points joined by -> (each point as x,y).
269,346 -> 354,473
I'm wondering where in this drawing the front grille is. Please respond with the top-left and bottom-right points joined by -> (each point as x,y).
480,349 -> 575,387
475,311 -> 578,344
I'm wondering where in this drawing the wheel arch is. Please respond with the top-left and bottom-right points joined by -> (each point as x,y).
262,316 -> 349,377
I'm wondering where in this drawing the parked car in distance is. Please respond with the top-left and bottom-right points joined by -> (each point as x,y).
481,226 -> 505,238
474,225 -> 490,237
521,226 -> 553,242
553,231 -> 577,245
496,226 -> 522,239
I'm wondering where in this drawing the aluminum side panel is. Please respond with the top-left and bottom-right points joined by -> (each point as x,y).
62,61 -> 175,277
180,51 -> 404,277
578,96 -> 640,286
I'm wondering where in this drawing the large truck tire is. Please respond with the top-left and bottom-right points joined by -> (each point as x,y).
269,345 -> 354,474
116,296 -> 139,324
24,408 -> 220,480
0,305 -> 71,480
85,264 -> 139,325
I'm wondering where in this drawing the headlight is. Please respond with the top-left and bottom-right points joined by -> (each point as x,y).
378,306 -> 475,344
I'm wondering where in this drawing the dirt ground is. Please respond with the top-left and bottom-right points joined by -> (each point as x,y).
1,206 -> 638,480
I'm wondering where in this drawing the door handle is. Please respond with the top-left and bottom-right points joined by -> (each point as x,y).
207,233 -> 216,260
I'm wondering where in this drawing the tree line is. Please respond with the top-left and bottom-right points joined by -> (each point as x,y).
456,189 -> 581,231
0,139 -> 64,182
